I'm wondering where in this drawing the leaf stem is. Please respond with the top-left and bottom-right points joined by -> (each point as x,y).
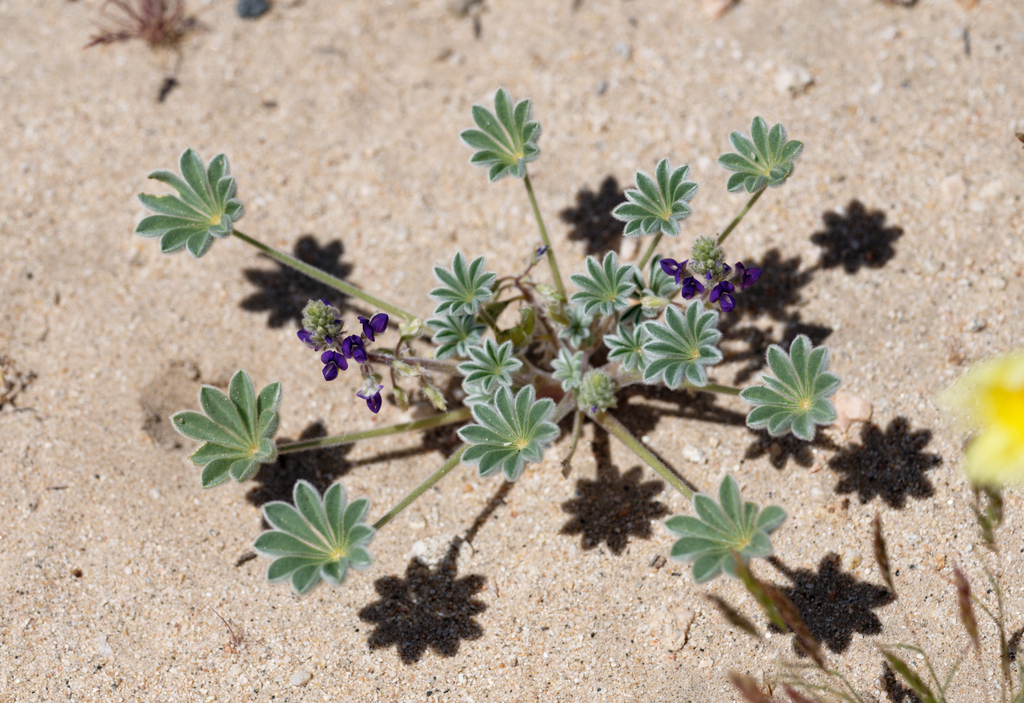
561,410 -> 584,478
716,189 -> 765,246
368,351 -> 463,376
373,444 -> 467,531
590,410 -> 693,501
637,232 -> 663,270
231,229 -> 419,322
277,408 -> 472,454
523,172 -> 567,300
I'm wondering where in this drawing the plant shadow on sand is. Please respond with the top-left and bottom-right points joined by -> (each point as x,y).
239,234 -> 361,328
357,483 -> 514,663
560,422 -> 669,555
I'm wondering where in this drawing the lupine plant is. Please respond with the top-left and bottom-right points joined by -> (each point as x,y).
137,88 -> 840,597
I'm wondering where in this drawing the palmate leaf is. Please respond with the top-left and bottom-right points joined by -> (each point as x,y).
426,314 -> 486,360
620,255 -> 682,325
665,475 -> 787,584
718,117 -> 804,193
171,369 -> 281,488
604,322 -> 650,373
569,251 -> 638,318
457,338 -> 523,394
739,335 -> 840,441
460,88 -> 541,182
559,302 -> 595,349
429,252 -> 497,317
136,149 -> 245,258
252,479 -> 376,596
551,349 -> 584,391
611,158 -> 698,238
642,301 -> 722,388
458,385 -> 559,482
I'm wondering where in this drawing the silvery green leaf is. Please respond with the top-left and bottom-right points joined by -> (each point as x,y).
642,301 -> 722,388
620,255 -> 682,325
252,480 -> 376,596
569,251 -> 638,318
665,475 -> 787,584
558,302 -> 594,349
460,88 -> 541,182
136,149 -> 245,258
552,349 -> 584,391
458,385 -> 559,482
718,117 -> 804,193
427,315 -> 486,359
740,335 -> 840,441
457,338 -> 523,393
604,322 -> 651,373
429,252 -> 497,317
171,369 -> 281,488
460,381 -> 492,408
611,158 -> 698,238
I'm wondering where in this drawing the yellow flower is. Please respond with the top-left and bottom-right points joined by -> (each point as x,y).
940,351 -> 1024,487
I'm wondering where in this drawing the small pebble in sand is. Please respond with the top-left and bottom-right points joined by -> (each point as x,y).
832,392 -> 873,433
681,444 -> 707,464
237,0 -> 270,19
939,174 -> 966,202
290,669 -> 312,687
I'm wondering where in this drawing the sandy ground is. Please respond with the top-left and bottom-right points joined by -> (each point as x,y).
2,0 -> 1024,700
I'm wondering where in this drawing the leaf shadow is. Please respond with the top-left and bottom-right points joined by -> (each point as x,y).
357,482 -> 512,663
744,428 -> 841,470
239,234 -> 362,328
828,417 -> 943,509
767,553 -> 895,654
245,421 -> 353,506
559,175 -> 626,256
561,423 -> 669,555
810,200 -> 904,274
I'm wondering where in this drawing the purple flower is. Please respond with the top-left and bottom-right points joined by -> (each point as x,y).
710,280 -> 736,312
321,351 -> 348,381
297,329 -> 321,351
357,380 -> 384,414
342,335 -> 369,363
660,258 -> 687,284
734,262 -> 761,289
358,313 -> 389,342
679,276 -> 705,300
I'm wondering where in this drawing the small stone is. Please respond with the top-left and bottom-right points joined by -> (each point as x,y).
919,257 -> 944,276
708,436 -> 720,449
978,180 -> 1004,200
149,488 -> 161,500
698,657 -> 713,669
843,549 -> 863,571
595,80 -> 608,95
832,392 -> 873,433
681,444 -> 707,464
986,276 -> 1007,290
289,669 -> 312,687
655,605 -> 694,651
237,0 -> 269,19
406,512 -> 427,530
702,0 -> 738,18
95,635 -> 113,657
967,318 -> 987,333
408,536 -> 473,569
939,174 -> 966,203
612,41 -> 632,59
775,65 -> 813,96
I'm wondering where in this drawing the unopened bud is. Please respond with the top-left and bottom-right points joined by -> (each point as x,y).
423,384 -> 447,411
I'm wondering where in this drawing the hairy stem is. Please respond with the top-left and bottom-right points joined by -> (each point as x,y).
231,229 -> 418,321
561,410 -> 584,478
591,410 -> 693,501
523,172 -> 567,300
637,232 -> 663,270
278,408 -> 472,454
373,444 -> 467,531
716,188 -> 765,246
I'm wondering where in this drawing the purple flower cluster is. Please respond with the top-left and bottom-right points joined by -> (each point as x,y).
659,258 -> 761,312
297,305 -> 389,413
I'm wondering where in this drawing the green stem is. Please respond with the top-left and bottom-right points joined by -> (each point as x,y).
523,173 -> 567,300
277,408 -> 472,454
590,410 -> 693,501
373,445 -> 467,531
637,232 -> 663,270
231,229 -> 418,322
716,189 -> 765,246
